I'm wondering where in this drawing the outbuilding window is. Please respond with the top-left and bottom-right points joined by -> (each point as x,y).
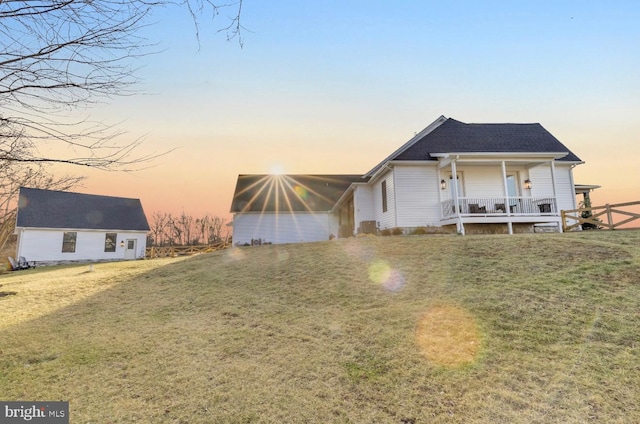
62,232 -> 77,253
105,233 -> 117,252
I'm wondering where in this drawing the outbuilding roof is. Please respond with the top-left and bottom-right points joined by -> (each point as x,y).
230,174 -> 365,213
16,187 -> 150,231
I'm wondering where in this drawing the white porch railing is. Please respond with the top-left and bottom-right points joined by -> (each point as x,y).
441,197 -> 557,219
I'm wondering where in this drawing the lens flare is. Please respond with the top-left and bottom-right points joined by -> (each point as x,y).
18,196 -> 29,209
368,260 -> 406,292
294,185 -> 308,200
383,269 -> 406,292
415,304 -> 481,366
277,249 -> 289,262
228,248 -> 246,261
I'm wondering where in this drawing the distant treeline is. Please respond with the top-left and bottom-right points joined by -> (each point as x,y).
148,211 -> 229,247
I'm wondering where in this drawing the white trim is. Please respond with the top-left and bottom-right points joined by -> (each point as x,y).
364,115 -> 448,178
15,226 -> 149,232
330,182 -> 369,213
367,163 -> 393,185
430,151 -> 570,159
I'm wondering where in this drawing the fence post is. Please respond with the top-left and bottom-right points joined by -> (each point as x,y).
606,204 -> 614,230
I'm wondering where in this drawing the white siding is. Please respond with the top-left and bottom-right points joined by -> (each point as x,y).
554,165 -> 578,212
394,165 -> 441,226
529,163 -> 577,215
16,229 -> 147,262
529,165 -> 555,197
353,185 -> 374,230
373,170 -> 396,230
233,212 -> 332,245
459,167 -> 505,198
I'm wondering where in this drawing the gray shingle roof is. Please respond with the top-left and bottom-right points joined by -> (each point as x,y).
230,175 -> 366,213
16,187 -> 150,231
395,118 -> 582,162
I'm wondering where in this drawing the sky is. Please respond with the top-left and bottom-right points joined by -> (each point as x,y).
65,1 -> 640,223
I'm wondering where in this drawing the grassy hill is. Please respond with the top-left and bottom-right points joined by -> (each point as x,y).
1,231 -> 639,423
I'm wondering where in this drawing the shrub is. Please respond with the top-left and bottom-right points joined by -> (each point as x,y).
391,227 -> 404,236
380,229 -> 392,236
411,227 -> 428,235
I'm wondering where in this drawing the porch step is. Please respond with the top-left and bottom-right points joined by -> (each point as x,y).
533,223 -> 560,233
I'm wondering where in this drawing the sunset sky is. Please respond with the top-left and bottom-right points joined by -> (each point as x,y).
66,1 -> 640,223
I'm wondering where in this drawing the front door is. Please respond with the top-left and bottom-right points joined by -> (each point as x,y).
124,239 -> 137,260
506,174 -> 520,211
449,173 -> 464,199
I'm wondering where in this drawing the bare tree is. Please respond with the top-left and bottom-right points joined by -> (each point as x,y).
0,141 -> 84,252
0,0 -> 244,169
0,0 -> 242,256
177,211 -> 194,245
149,211 -> 169,246
206,215 -> 227,243
147,211 -> 227,246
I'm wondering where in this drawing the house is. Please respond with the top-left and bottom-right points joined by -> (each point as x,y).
15,187 -> 150,264
230,174 -> 365,245
230,115 -> 585,243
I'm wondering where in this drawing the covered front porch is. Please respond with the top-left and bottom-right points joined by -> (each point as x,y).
436,152 -> 571,235
440,196 -> 562,234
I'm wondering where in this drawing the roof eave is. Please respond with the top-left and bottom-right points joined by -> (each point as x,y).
430,151 -> 570,159
329,181 -> 370,212
364,115 -> 448,178
15,226 -> 150,232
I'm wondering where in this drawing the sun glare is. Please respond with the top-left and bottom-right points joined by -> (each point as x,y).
269,163 -> 285,175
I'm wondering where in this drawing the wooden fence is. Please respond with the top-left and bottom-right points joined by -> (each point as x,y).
145,240 -> 230,259
562,200 -> 640,232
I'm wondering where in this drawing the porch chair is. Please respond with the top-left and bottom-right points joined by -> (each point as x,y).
495,203 -> 517,213
18,256 -> 35,269
538,203 -> 552,213
7,256 -> 32,271
469,204 -> 486,214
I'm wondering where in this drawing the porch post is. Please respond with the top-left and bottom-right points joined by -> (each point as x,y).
550,160 -> 562,233
451,159 -> 464,235
501,161 -> 513,235
351,191 -> 357,237
550,160 -> 558,208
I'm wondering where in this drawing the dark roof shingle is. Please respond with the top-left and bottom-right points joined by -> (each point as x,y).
395,118 -> 582,162
16,187 -> 150,231
230,174 -> 365,213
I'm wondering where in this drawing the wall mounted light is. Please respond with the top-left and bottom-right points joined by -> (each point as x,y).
120,240 -> 125,248
524,179 -> 532,190
440,179 -> 447,190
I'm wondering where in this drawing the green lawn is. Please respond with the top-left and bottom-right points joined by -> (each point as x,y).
1,231 -> 639,423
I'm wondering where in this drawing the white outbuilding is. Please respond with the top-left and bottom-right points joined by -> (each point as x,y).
15,187 -> 150,265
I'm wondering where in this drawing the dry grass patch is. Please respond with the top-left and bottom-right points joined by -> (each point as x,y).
0,258 -> 186,331
416,304 -> 481,366
1,231 -> 639,422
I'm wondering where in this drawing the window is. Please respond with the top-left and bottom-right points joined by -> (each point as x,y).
381,180 -> 388,213
62,232 -> 77,253
105,233 -> 117,252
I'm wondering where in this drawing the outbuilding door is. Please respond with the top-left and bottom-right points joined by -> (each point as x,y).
124,239 -> 137,260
